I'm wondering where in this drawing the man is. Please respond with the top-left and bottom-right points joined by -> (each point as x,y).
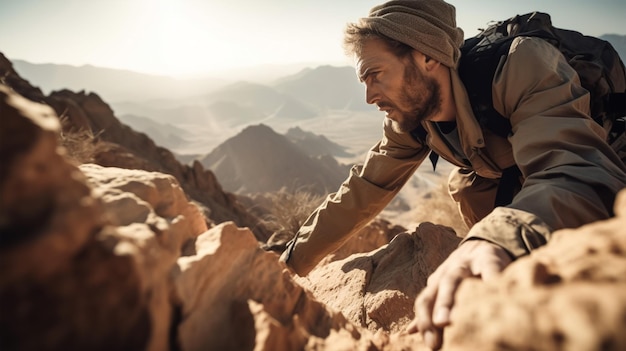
279,0 -> 626,349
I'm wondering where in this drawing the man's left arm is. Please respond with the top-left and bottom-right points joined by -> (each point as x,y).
465,36 -> 626,257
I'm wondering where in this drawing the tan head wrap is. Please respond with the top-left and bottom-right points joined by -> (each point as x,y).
361,0 -> 464,68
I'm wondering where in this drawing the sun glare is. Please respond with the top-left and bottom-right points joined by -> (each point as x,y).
122,0 -> 210,76
114,0 -> 250,77
115,0 -> 334,77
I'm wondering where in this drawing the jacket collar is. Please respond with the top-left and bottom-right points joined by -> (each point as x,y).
421,69 -> 502,178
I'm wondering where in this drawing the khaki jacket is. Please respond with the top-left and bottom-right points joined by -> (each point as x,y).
281,37 -> 626,276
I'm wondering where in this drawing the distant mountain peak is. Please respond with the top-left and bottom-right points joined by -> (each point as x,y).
240,123 -> 275,135
285,126 -> 354,159
200,124 -> 348,195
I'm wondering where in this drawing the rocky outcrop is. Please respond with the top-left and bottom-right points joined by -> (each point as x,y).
318,218 -> 407,265
297,223 -> 460,333
0,52 -> 270,241
174,222 -> 365,351
444,190 -> 626,351
0,54 -> 47,103
0,84 -> 157,350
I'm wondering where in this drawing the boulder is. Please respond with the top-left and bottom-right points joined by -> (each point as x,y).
298,223 -> 460,333
0,84 -> 208,351
444,190 -> 626,351
173,222 -> 372,351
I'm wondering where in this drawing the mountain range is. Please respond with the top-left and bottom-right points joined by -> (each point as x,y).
106,65 -> 379,156
10,60 -> 227,102
285,126 -> 354,158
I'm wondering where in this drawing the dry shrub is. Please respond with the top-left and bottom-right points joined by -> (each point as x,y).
259,189 -> 325,251
57,115 -> 100,164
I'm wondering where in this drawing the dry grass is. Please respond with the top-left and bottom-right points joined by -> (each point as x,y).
256,189 -> 325,250
57,114 -> 100,164
261,189 -> 325,235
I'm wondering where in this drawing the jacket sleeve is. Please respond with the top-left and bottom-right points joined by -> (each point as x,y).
281,118 -> 429,276
463,36 -> 626,258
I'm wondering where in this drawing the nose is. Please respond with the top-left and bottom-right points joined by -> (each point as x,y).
365,83 -> 379,105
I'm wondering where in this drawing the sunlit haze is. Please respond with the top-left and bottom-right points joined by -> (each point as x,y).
1,0 -> 624,77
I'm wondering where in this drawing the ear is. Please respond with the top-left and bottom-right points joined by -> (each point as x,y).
423,55 -> 441,72
411,51 -> 440,72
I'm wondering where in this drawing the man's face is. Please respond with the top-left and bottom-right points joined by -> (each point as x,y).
356,38 -> 441,133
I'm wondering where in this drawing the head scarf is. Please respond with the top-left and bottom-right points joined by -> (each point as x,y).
361,0 -> 464,68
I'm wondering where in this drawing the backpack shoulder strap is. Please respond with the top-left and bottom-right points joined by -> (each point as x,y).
458,12 -> 561,138
458,35 -> 516,138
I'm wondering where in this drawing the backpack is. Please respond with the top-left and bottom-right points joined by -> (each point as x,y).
456,12 -> 626,206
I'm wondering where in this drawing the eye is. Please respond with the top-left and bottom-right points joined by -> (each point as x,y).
363,71 -> 379,84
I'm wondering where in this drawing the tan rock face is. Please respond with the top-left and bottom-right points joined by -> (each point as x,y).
0,84 -> 207,351
0,84 -> 150,350
298,223 -> 461,333
444,190 -> 626,351
321,219 -> 407,265
78,164 -> 209,351
173,222 -> 372,351
0,84 -> 102,284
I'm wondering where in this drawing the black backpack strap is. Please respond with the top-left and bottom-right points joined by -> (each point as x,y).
459,29 -> 560,138
494,165 -> 522,207
605,92 -> 626,117
459,37 -> 514,138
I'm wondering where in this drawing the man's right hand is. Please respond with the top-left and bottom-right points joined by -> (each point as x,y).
406,239 -> 512,350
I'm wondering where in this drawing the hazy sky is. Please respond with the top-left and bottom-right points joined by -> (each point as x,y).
1,0 -> 624,77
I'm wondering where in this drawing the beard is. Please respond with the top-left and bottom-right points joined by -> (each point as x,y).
387,61 -> 442,133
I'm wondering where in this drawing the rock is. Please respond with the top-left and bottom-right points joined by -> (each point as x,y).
298,222 -> 461,333
443,190 -> 626,351
0,84 -> 101,283
0,54 -> 46,103
320,218 -> 406,265
78,164 -> 209,351
0,84 -> 150,350
173,222 -> 369,351
0,84 -> 209,351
